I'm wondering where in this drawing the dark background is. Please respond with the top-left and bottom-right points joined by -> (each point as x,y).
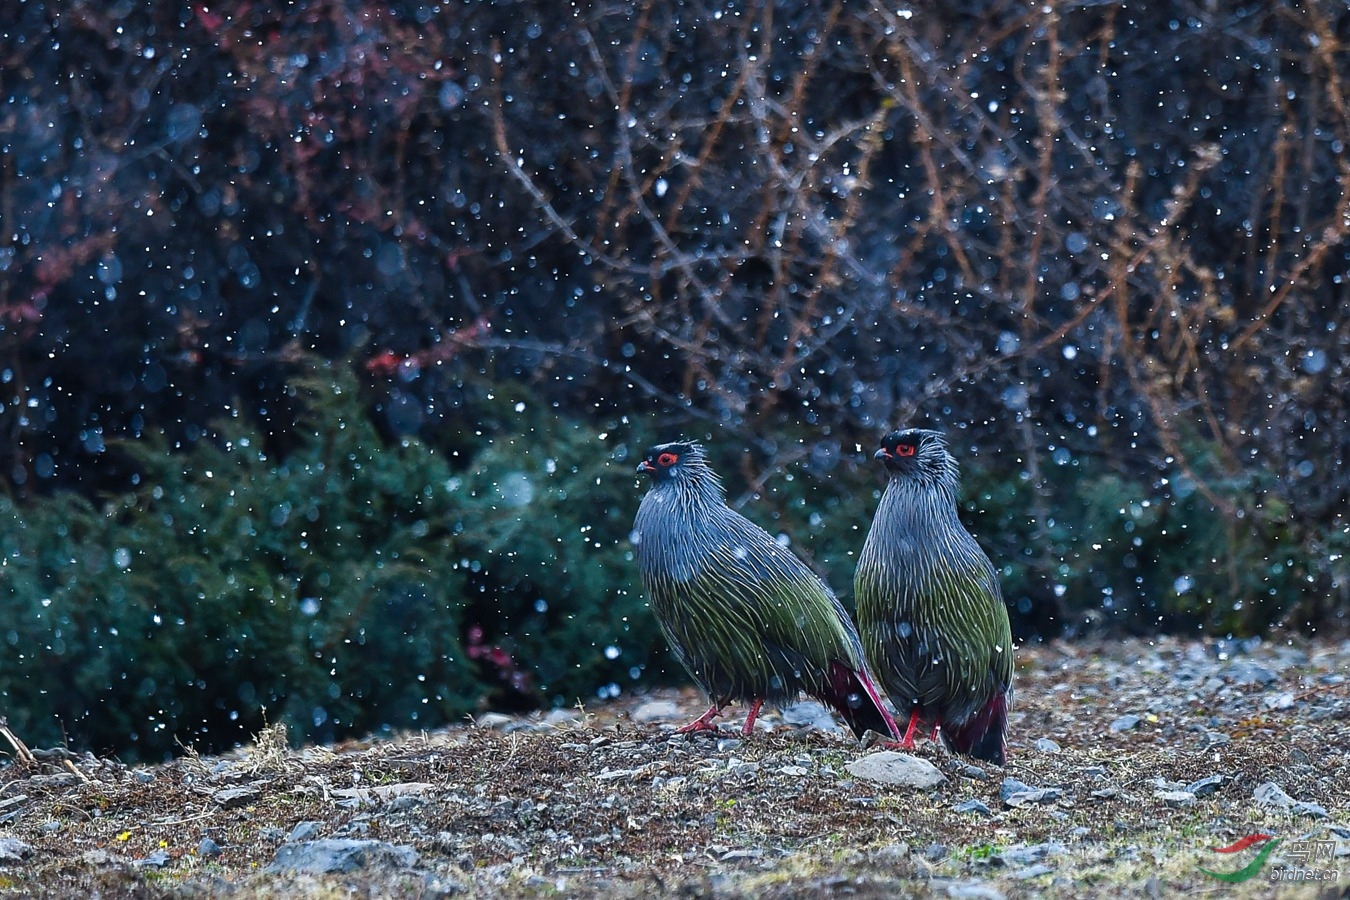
1,0 -> 1347,759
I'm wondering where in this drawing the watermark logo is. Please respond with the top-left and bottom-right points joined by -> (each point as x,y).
1198,834 -> 1280,883
1199,835 -> 1341,884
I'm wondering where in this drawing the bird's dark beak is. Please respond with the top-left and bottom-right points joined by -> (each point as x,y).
637,460 -> 656,474
874,448 -> 890,460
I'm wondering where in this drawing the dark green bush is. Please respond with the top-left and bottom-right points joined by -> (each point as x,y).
0,368 -> 666,759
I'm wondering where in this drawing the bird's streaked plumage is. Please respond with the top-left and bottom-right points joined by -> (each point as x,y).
633,441 -> 898,740
854,428 -> 1014,764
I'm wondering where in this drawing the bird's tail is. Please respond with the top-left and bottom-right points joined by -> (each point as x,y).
821,661 -> 902,740
943,689 -> 1008,766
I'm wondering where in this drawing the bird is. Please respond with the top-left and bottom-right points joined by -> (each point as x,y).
854,428 -> 1014,765
632,440 -> 900,740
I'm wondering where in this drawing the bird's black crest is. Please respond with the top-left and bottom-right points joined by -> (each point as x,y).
874,428 -> 956,484
637,440 -> 712,482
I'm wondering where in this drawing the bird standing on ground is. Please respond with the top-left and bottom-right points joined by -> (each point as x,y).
632,440 -> 900,740
854,429 -> 1014,764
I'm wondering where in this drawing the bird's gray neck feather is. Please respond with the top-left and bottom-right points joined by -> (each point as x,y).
634,476 -> 724,583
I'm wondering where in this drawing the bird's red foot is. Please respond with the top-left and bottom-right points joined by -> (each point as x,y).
880,708 -> 922,750
880,736 -> 917,751
676,703 -> 722,734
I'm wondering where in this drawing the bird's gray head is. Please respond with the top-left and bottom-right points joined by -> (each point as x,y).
874,428 -> 958,486
636,441 -> 720,491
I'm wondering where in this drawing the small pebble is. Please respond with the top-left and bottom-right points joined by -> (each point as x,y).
1011,863 -> 1055,879
1034,738 -> 1061,753
999,777 -> 1035,801
134,850 -> 171,868
1154,790 -> 1196,808
287,821 -> 323,843
955,799 -> 994,817
631,701 -> 682,723
1185,774 -> 1224,797
1293,802 -> 1329,819
198,837 -> 222,858
996,842 -> 1065,866
1253,782 -> 1294,810
1004,787 -> 1062,808
1109,715 -> 1141,732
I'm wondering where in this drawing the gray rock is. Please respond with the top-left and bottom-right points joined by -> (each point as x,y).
999,777 -> 1035,801
995,842 -> 1065,867
1292,802 -> 1329,819
1263,692 -> 1295,710
1154,790 -> 1196,808
0,838 -> 33,862
1253,782 -> 1294,810
197,838 -> 222,858
1011,863 -> 1055,879
387,795 -> 425,813
1222,660 -> 1279,686
955,763 -> 990,780
1109,714 -> 1141,732
942,881 -> 1005,900
1004,787 -> 1062,808
1034,738 -> 1061,753
541,708 -> 582,727
134,850 -> 172,868
286,821 -> 323,842
631,700 -> 682,723
954,799 -> 994,817
1000,776 -> 1062,806
473,712 -> 514,729
1185,774 -> 1225,797
1200,731 -> 1231,747
266,839 -> 419,875
780,700 -> 845,733
846,752 -> 946,789
212,785 -> 261,809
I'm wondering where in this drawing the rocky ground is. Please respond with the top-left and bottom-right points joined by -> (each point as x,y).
0,636 -> 1347,898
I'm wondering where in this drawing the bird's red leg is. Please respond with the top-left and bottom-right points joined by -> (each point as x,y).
676,703 -> 722,734
883,708 -> 921,750
856,670 -> 903,740
740,698 -> 764,737
897,708 -> 922,749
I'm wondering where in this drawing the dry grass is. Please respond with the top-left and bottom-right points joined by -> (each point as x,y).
0,637 -> 1345,898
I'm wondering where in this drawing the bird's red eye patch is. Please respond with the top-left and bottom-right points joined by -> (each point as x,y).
657,452 -> 679,467
895,443 -> 917,457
